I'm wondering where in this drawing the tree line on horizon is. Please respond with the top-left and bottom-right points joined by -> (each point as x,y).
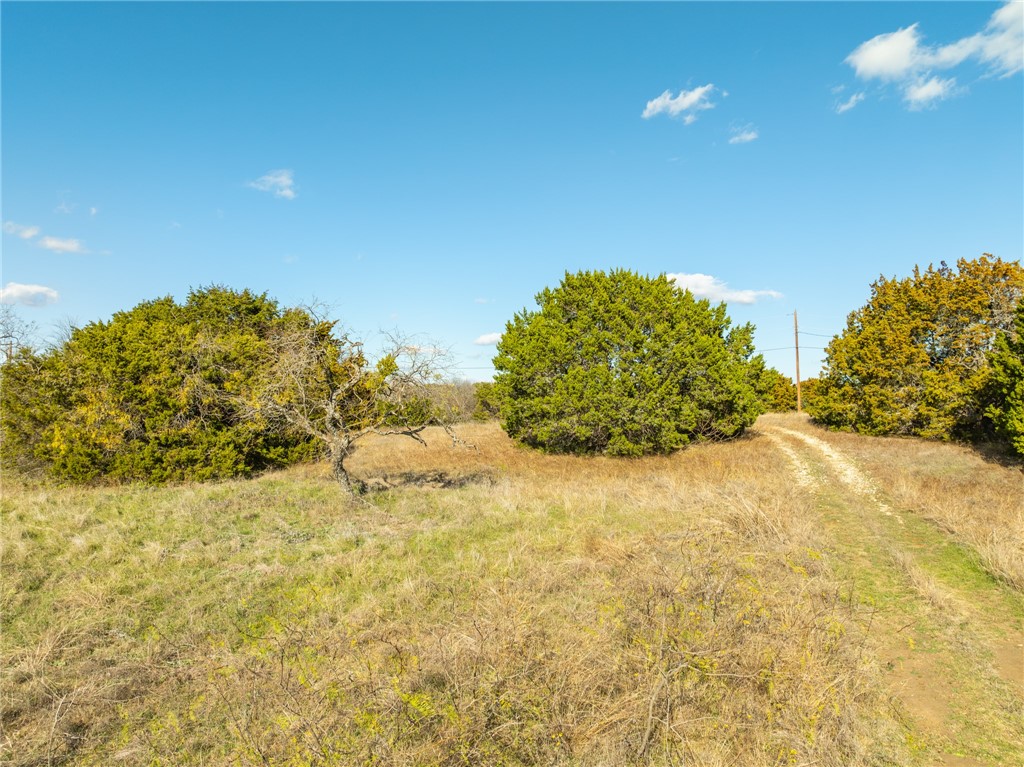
1,255 -> 1021,487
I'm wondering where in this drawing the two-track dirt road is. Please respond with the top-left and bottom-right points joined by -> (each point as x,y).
759,416 -> 1024,767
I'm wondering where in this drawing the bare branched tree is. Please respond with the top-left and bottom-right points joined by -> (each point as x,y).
0,305 -> 38,361
238,307 -> 461,493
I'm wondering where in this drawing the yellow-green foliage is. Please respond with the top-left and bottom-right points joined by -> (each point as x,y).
808,255 -> 1024,440
0,286 -> 319,483
756,367 -> 798,412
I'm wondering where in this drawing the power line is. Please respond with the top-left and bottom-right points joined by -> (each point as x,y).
454,346 -> 830,366
758,346 -> 827,352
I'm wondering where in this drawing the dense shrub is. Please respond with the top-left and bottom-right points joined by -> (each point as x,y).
755,367 -> 798,412
493,270 -> 764,455
808,256 -> 1024,440
472,382 -> 501,421
0,287 -> 317,483
986,298 -> 1024,455
799,377 -> 822,411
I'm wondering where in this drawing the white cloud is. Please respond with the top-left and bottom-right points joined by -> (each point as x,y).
835,92 -> 866,114
728,125 -> 759,144
248,169 -> 297,199
847,24 -> 922,80
642,84 -> 718,123
844,2 -> 1022,109
667,273 -> 782,305
3,221 -> 40,239
473,298 -> 490,305
979,1 -> 1024,75
38,236 -> 86,254
473,332 -> 502,345
904,76 -> 958,109
0,282 -> 59,306
90,207 -> 99,217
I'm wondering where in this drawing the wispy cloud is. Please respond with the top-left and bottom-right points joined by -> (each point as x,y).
728,125 -> 759,144
248,169 -> 297,199
0,282 -> 59,306
835,92 -> 866,114
38,236 -> 86,254
642,84 -> 719,123
473,332 -> 502,346
3,221 -> 40,239
89,207 -> 99,217
903,76 -> 959,109
6,220 -> 100,254
473,298 -> 491,305
844,2 -> 1022,109
668,273 -> 782,305
54,191 -> 76,214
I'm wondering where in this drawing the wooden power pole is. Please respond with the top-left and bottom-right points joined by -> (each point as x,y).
794,311 -> 802,413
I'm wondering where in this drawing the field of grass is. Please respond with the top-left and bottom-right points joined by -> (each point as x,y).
2,416 -> 1021,766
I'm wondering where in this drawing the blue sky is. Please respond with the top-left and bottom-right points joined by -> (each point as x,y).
2,1 -> 1022,381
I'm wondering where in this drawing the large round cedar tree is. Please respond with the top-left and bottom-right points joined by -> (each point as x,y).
493,270 -> 764,455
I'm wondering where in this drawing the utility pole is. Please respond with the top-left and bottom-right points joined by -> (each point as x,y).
793,311 -> 802,413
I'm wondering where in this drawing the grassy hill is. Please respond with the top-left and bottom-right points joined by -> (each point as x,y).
3,416 -> 1021,766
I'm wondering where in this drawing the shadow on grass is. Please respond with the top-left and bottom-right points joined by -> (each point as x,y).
967,440 -> 1023,472
356,469 -> 496,493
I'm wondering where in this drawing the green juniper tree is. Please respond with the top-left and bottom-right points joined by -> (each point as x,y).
986,298 -> 1024,455
493,269 -> 764,456
1,287 -> 459,488
755,367 -> 798,412
1,287 -> 316,483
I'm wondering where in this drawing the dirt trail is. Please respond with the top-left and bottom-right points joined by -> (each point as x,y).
760,421 -> 1024,767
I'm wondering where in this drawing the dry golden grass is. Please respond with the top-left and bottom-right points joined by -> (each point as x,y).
760,413 -> 1024,591
3,423 -> 910,766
